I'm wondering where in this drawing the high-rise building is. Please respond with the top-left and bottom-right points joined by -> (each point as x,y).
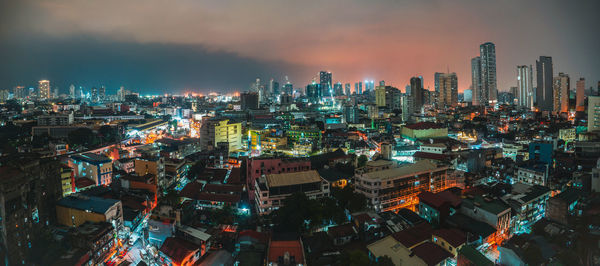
517,65 -> 534,110
343,104 -> 360,124
471,57 -> 482,106
306,82 -> 321,103
241,92 -> 259,110
344,83 -> 351,96
355,82 -> 363,95
536,56 -> 554,112
364,80 -> 375,92
410,76 -> 424,114
480,42 -> 497,105
91,87 -> 98,102
69,84 -> 75,99
588,96 -> 600,132
553,72 -> 570,114
576,78 -> 585,111
333,82 -> 343,96
283,82 -> 293,95
436,72 -> 458,108
13,86 -> 25,99
99,86 -> 106,102
319,71 -> 332,97
38,80 -> 50,99
464,89 -> 473,103
375,86 -> 402,110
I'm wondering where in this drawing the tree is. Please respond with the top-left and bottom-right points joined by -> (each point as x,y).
336,250 -> 370,266
357,154 -> 368,168
68,128 -> 97,147
332,185 -> 367,213
98,125 -> 116,142
189,161 -> 206,180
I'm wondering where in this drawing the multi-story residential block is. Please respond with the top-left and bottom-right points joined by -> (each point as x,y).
200,118 -> 242,151
254,170 -> 329,215
246,156 -> 311,202
354,160 -> 448,212
460,194 -> 511,240
56,194 -> 123,228
37,112 -> 74,126
401,122 -> 448,141
546,188 -> 582,225
500,183 -> 550,234
516,164 -> 549,186
69,222 -> 116,265
69,153 -> 113,186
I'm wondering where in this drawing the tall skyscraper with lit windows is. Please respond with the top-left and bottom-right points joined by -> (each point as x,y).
480,42 -> 497,105
471,56 -> 482,106
38,80 -> 50,99
536,56 -> 553,112
319,71 -> 332,97
517,65 -> 534,110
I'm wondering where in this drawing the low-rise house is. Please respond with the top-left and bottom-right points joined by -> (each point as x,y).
159,236 -> 202,266
254,170 -> 330,215
327,223 -> 357,246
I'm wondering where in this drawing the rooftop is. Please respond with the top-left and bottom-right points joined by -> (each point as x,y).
265,170 -> 323,187
362,160 -> 443,181
71,152 -> 111,164
411,242 -> 453,266
57,194 -> 120,214
432,228 -> 467,247
405,122 -> 445,130
159,237 -> 200,265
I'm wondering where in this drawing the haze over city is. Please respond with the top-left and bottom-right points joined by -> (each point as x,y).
1,0 -> 599,93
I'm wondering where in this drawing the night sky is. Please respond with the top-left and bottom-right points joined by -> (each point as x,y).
1,0 -> 599,94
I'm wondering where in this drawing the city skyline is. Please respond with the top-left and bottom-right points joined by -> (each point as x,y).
1,0 -> 599,94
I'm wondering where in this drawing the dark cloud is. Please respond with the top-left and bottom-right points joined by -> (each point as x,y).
0,34 -> 310,94
0,0 -> 599,93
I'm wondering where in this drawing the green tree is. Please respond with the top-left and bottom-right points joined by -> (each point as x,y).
188,161 -> 206,180
332,185 -> 367,213
337,250 -> 370,266
68,127 -> 97,147
357,154 -> 368,168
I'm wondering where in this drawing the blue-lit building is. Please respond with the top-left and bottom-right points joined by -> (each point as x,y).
500,183 -> 550,234
528,142 -> 553,164
69,152 -> 113,186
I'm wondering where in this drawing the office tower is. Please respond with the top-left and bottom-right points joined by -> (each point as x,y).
99,86 -> 106,101
333,82 -> 343,96
517,65 -> 534,109
306,83 -> 320,103
269,78 -> 280,96
375,86 -> 401,110
576,78 -> 585,111
410,76 -> 424,114
91,87 -> 98,102
436,72 -> 458,108
464,89 -> 473,103
38,80 -> 50,99
343,104 -> 360,124
319,71 -> 332,97
379,80 -> 385,86
480,42 -> 497,104
284,82 -> 293,95
365,80 -> 375,92
588,96 -> 600,132
13,86 -> 25,99
69,84 -> 75,99
241,92 -> 259,110
344,83 -> 351,96
536,56 -> 554,112
434,72 -> 442,93
471,57 -> 482,105
553,72 -> 570,114
355,82 -> 363,95
117,86 -> 125,101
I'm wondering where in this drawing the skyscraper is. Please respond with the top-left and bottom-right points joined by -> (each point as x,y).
436,72 -> 458,108
69,84 -> 76,99
588,96 -> 600,132
536,56 -> 554,112
410,76 -> 424,114
241,92 -> 259,110
471,57 -> 482,106
99,86 -> 106,102
553,72 -> 570,114
576,78 -> 585,111
284,82 -> 293,95
333,82 -> 343,96
91,87 -> 98,102
38,80 -> 50,99
480,42 -> 497,105
344,83 -> 351,96
319,71 -> 332,97
464,89 -> 473,103
517,65 -> 534,110
355,82 -> 363,95
13,86 -> 25,99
